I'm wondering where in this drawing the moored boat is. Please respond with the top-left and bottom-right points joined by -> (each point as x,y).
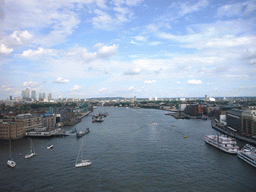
47,145 -> 53,149
7,140 -> 16,168
204,135 -> 239,154
76,128 -> 90,138
25,138 -> 36,159
237,144 -> 256,168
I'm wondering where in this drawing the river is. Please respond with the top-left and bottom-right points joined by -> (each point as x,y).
1,107 -> 256,191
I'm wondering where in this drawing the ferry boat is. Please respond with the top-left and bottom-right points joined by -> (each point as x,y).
204,135 -> 239,154
237,144 -> 256,168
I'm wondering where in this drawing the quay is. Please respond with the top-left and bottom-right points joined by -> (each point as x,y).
25,128 -> 69,137
211,122 -> 256,145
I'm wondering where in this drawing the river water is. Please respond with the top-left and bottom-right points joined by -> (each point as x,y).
1,107 -> 256,192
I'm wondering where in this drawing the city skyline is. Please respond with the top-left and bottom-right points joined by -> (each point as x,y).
0,0 -> 256,100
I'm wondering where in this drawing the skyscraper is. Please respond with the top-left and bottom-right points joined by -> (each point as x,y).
25,88 -> 30,98
48,93 -> 52,101
22,90 -> 25,98
31,90 -> 36,99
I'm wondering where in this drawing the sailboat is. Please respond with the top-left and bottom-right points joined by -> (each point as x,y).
25,138 -> 36,159
7,140 -> 16,168
75,142 -> 91,168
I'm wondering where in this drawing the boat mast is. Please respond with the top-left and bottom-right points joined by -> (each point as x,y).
9,139 -> 11,159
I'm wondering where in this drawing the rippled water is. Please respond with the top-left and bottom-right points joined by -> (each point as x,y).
1,107 -> 256,191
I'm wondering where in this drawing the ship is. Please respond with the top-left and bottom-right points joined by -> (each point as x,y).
76,128 -> 90,138
204,135 -> 239,154
237,144 -> 256,168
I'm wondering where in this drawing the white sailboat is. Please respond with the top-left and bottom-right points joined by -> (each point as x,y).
7,140 -> 16,168
75,142 -> 91,168
25,138 -> 36,159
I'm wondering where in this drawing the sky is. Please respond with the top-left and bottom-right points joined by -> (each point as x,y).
0,0 -> 256,100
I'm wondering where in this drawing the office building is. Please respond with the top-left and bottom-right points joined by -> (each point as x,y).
25,88 -> 30,98
31,90 -> 36,99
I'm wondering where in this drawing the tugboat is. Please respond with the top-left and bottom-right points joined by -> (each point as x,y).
76,128 -> 90,138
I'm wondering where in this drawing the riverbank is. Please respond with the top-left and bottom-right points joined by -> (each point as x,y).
211,123 -> 256,145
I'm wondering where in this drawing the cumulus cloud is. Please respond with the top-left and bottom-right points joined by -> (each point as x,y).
53,77 -> 69,84
144,80 -> 156,83
96,44 -> 119,58
66,44 -> 118,63
123,68 -> 141,75
99,88 -> 107,92
21,47 -> 57,58
10,30 -> 33,45
71,85 -> 82,91
0,44 -> 13,55
23,81 -> 41,88
134,35 -> 147,42
188,79 -> 202,85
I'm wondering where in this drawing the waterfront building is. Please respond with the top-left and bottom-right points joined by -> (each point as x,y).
41,114 -> 56,130
15,114 -> 43,132
184,104 -> 203,116
0,119 -> 24,140
226,109 -> 243,133
178,104 -> 187,111
226,109 -> 256,137
130,97 -> 134,103
241,110 -> 256,136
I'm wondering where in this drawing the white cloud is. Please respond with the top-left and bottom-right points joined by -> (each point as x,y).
217,1 -> 256,18
10,30 -> 33,45
1,85 -> 15,93
134,35 -> 147,42
93,43 -> 105,49
99,88 -> 107,92
144,80 -> 156,83
66,44 -> 118,63
92,9 -> 113,30
0,44 -> 13,55
53,77 -> 69,84
123,68 -> 141,75
128,86 -> 135,90
22,81 -> 42,91
177,81 -> 181,84
149,41 -> 161,46
179,0 -> 209,16
21,47 -> 57,58
71,85 -> 82,91
188,79 -> 202,85
23,81 -> 40,88
96,44 -> 119,58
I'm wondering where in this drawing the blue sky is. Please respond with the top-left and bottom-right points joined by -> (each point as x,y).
0,0 -> 255,100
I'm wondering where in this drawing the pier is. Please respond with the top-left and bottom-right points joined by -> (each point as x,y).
212,124 -> 256,145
